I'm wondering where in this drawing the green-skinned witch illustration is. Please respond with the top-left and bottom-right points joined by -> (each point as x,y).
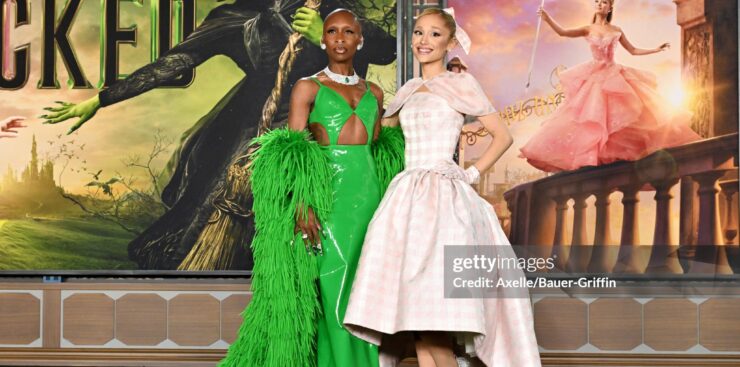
42,0 -> 397,270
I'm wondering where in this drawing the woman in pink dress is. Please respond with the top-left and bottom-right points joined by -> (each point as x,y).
519,0 -> 702,172
344,8 -> 541,367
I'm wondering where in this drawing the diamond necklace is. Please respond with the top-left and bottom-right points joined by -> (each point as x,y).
322,66 -> 359,85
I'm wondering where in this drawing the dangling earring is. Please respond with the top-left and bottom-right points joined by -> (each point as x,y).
320,43 -> 326,50
357,42 -> 364,50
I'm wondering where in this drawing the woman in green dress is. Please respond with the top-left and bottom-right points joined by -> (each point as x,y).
220,8 -> 404,367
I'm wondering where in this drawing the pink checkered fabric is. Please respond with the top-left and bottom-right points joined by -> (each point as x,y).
343,72 -> 542,367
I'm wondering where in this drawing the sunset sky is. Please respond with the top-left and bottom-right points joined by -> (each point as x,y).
449,0 -> 686,176
447,0 -> 688,244
1,0 -> 685,197
450,0 -> 682,105
1,1 -> 241,193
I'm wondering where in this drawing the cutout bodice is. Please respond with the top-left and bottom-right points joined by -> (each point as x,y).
308,78 -> 378,146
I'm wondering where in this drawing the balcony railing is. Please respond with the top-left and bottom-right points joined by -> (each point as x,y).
504,133 -> 739,275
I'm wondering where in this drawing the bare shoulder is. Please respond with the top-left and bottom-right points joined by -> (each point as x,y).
582,24 -> 594,35
294,77 -> 320,93
292,77 -> 320,101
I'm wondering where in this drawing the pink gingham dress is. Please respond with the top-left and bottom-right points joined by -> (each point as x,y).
344,71 -> 541,367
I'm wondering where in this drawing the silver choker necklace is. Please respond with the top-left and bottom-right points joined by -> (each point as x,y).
322,66 -> 359,85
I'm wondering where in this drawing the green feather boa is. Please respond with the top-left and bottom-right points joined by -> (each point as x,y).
219,128 -> 332,367
372,126 -> 405,195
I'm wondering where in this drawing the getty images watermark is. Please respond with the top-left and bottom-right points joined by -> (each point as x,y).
443,245 -> 616,298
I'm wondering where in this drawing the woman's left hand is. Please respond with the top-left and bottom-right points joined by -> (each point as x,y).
41,96 -> 101,134
463,165 -> 480,185
658,42 -> 670,52
291,7 -> 323,46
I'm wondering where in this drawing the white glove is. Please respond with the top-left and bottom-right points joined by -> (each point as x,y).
456,356 -> 473,367
464,165 -> 480,184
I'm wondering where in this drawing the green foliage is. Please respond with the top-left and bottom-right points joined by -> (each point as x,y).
351,0 -> 397,35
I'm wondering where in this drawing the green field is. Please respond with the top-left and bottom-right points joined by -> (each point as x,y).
0,218 -> 137,270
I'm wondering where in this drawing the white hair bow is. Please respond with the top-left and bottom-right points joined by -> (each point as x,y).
443,7 -> 472,55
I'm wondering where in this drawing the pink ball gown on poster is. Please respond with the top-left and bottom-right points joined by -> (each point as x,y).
519,31 -> 702,172
343,71 -> 541,367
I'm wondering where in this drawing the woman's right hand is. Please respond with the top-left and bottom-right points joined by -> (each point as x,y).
41,95 -> 101,134
0,116 -> 26,138
295,205 -> 322,253
537,6 -> 551,23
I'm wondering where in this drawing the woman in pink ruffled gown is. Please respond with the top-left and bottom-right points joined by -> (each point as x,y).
519,0 -> 702,172
344,8 -> 541,367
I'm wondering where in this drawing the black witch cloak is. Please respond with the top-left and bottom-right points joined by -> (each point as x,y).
98,0 -> 396,269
